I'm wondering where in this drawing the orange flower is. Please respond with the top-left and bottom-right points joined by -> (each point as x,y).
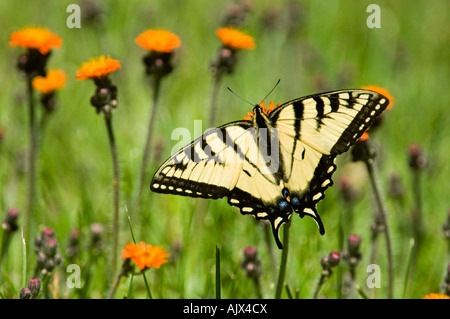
422,293 -> 450,299
121,242 -> 169,270
75,55 -> 121,80
216,27 -> 255,50
361,85 -> 394,109
135,29 -> 181,53
9,26 -> 62,55
242,101 -> 280,121
32,69 -> 66,94
358,131 -> 370,142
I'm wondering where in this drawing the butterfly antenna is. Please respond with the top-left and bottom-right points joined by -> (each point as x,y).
261,79 -> 281,102
227,87 -> 254,106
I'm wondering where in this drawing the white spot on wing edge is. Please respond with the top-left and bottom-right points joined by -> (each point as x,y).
312,193 -> 322,201
321,179 -> 331,187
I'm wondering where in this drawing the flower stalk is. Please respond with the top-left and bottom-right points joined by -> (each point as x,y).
135,76 -> 161,211
104,112 -> 120,277
25,74 -> 37,246
10,27 -> 62,252
134,29 -> 181,213
275,220 -> 291,299
313,250 -> 341,299
76,55 -> 121,280
352,136 -> 394,298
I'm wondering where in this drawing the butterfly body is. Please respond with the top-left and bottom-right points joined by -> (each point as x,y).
151,89 -> 389,248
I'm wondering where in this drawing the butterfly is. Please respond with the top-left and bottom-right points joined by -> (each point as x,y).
151,89 -> 389,248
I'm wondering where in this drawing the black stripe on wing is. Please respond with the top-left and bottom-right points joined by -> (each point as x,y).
329,91 -> 389,154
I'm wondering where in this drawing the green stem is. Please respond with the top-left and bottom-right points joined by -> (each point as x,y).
313,273 -> 326,299
412,170 -> 424,242
208,73 -> 222,128
25,76 -> 37,248
0,231 -> 12,266
216,245 -> 221,299
135,78 -> 162,212
365,157 -> 394,299
104,114 -> 120,280
142,272 -> 153,299
275,221 -> 291,299
107,271 -> 123,299
401,238 -> 415,298
252,277 -> 263,299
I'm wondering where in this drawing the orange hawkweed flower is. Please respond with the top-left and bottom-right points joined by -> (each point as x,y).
361,85 -> 394,109
242,101 -> 281,121
422,293 -> 450,299
216,27 -> 255,50
75,55 -> 121,80
9,26 -> 62,55
121,242 -> 169,270
135,29 -> 181,53
358,131 -> 370,143
32,69 -> 66,94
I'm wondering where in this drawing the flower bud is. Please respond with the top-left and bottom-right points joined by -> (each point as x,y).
351,135 -> 374,163
36,251 -> 47,270
327,251 -> 341,268
408,143 -> 427,170
389,173 -> 404,198
2,208 -> 19,232
241,246 -> 262,279
338,176 -> 358,203
347,234 -> 361,255
43,238 -> 58,258
19,287 -> 32,299
66,229 -> 80,260
28,278 -> 41,297
90,222 -> 104,253
41,227 -> 55,238
142,51 -> 174,78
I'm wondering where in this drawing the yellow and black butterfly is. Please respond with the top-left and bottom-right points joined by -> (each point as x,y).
151,89 -> 389,248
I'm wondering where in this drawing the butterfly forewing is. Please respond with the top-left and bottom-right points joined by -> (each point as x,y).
151,122 -> 251,198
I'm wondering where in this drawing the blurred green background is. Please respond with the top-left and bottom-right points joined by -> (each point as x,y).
0,0 -> 449,298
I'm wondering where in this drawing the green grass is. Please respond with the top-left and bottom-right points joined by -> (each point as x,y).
0,0 -> 449,299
